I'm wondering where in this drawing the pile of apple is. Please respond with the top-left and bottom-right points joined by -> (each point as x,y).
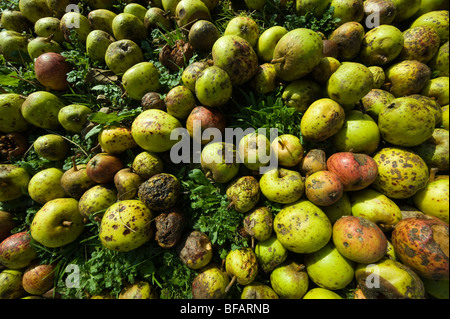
0,0 -> 449,299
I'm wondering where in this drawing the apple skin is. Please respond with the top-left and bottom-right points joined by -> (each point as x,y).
412,178 -> 449,223
0,231 -> 37,269
332,110 -> 381,155
30,198 -> 85,248
271,134 -> 304,167
28,167 -> 66,204
326,152 -> 378,191
186,106 -> 226,145
98,126 -> 137,154
114,168 -> 143,201
303,287 -> 342,299
256,26 -> 288,62
259,168 -> 305,204
86,153 -> 124,184
0,164 -> 31,202
224,16 -> 259,47
238,132 -> 271,171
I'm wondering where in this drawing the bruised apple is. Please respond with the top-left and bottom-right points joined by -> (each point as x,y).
326,152 -> 378,191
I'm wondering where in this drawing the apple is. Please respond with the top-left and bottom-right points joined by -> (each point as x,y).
412,128 -> 449,173
58,104 -> 93,133
303,287 -> 342,299
326,152 -> 378,191
86,153 -> 124,184
259,168 -> 304,204
175,0 -> 211,29
256,25 -> 288,62
304,241 -> 355,290
186,106 -> 226,145
30,198 -> 85,248
200,142 -> 240,183
332,110 -> 381,155
98,126 -> 137,154
33,134 -> 70,161
0,164 -> 30,202
131,109 -> 183,153
270,134 -> 304,167
60,162 -> 97,200
270,260 -> 309,299
412,178 -> 449,223
122,62 -> 160,100
114,168 -> 143,201
34,52 -> 71,91
131,151 -> 164,180
0,211 -> 15,242
28,167 -> 66,204
224,16 -> 259,47
0,231 -> 37,269
78,184 -> 117,221
245,0 -> 267,10
238,132 -> 271,171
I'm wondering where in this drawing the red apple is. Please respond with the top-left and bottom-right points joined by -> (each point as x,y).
86,153 -> 124,184
34,52 -> 71,91
186,106 -> 226,145
327,152 -> 378,191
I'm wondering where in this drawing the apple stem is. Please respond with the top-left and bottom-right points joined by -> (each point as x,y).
428,167 -> 438,183
225,275 -> 236,294
71,156 -> 78,171
227,201 -> 234,210
270,57 -> 286,64
62,221 -> 73,227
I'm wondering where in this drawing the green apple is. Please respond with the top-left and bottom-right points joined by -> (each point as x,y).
78,184 -> 117,220
355,259 -> 426,299
34,17 -> 65,44
303,287 -> 342,299
244,0 -> 267,10
0,164 -> 30,202
304,241 -> 355,290
0,211 -> 15,242
123,3 -> 147,22
0,93 -> 29,133
259,168 -> 304,204
175,0 -> 211,28
238,132 -> 271,171
271,134 -> 304,167
255,234 -> 287,273
165,85 -> 196,120
98,126 -> 137,154
86,30 -> 115,63
100,200 -> 154,252
200,142 -> 240,183
87,9 -> 117,35
21,91 -> 65,129
225,247 -> 258,285
58,104 -> 93,133
105,39 -> 144,75
224,16 -> 259,47
350,188 -> 403,229
321,192 -> 352,224
31,198 -> 85,248
241,282 -> 278,299
296,0 -> 331,17
281,79 -> 322,113
0,269 -> 26,299
195,66 -> 233,107
28,168 -> 66,204
144,7 -> 172,31
33,134 -> 70,161
442,105 -> 449,130
273,199 -> 332,253
27,36 -> 62,60
131,151 -> 164,180
256,26 -> 288,62
412,128 -> 449,172
131,109 -> 183,153
226,176 -> 260,213
162,0 -> 181,13
333,110 -> 380,155
192,266 -> 229,299
250,63 -> 278,94
270,260 -> 309,299
243,206 -> 273,242
412,178 -> 449,223
122,62 -> 161,100
60,11 -> 91,43
112,13 -> 146,43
